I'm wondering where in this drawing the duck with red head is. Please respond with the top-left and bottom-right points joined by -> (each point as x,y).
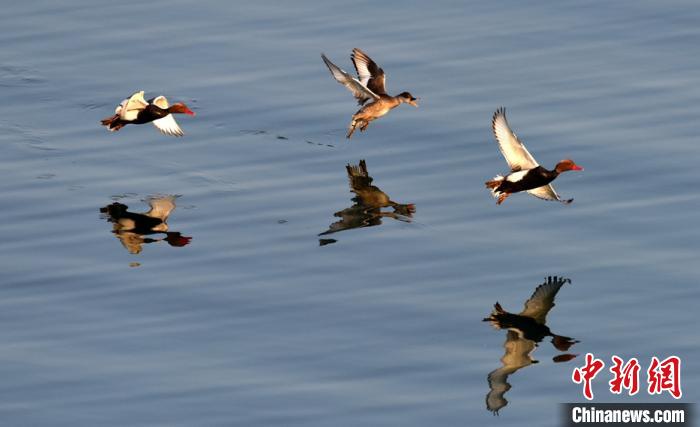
101,91 -> 196,137
555,159 -> 583,173
485,108 -> 583,205
167,102 -> 196,116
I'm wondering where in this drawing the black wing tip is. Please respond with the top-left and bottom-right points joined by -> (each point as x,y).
321,54 -> 339,77
321,53 -> 336,68
351,48 -> 372,64
346,162 -> 370,180
493,106 -> 506,120
544,276 -> 572,285
158,129 -> 184,137
528,276 -> 570,301
492,106 -> 507,130
536,195 -> 573,204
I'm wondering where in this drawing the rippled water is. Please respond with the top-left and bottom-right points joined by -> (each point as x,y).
1,1 -> 698,426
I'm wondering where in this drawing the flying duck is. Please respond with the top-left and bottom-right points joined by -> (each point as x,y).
321,48 -> 418,139
101,91 -> 195,137
485,107 -> 583,205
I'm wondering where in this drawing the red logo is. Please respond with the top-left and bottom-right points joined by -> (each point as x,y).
609,356 -> 640,396
647,356 -> 682,399
572,354 -> 682,400
572,353 -> 606,400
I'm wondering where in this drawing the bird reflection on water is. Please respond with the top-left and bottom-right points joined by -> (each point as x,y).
319,160 -> 414,245
100,195 -> 192,254
483,276 -> 579,414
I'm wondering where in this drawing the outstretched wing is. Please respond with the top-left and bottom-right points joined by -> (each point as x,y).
492,107 -> 539,172
486,331 -> 537,414
150,95 -> 169,109
117,90 -> 149,121
322,53 -> 380,105
520,276 -> 570,324
351,48 -> 387,95
145,195 -> 177,221
346,160 -> 373,192
147,95 -> 184,136
527,184 -> 574,204
152,115 -> 184,137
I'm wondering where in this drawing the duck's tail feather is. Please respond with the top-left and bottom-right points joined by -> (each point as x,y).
101,114 -> 126,132
483,302 -> 506,328
485,175 -> 505,197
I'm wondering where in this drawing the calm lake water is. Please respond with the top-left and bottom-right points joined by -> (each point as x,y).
1,1 -> 698,426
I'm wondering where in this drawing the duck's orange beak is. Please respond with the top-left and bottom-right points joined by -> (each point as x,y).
185,108 -> 196,116
571,164 -> 583,171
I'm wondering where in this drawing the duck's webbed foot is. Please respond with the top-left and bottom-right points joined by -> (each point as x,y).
496,193 -> 510,205
346,121 -> 357,139
347,119 -> 368,139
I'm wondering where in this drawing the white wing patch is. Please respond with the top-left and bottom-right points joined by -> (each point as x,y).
151,95 -> 169,109
146,195 -> 177,221
149,95 -> 184,136
118,90 -> 148,121
492,108 -> 539,171
322,54 -> 380,104
527,184 -> 573,204
114,99 -> 127,114
352,52 -> 373,87
152,114 -> 184,137
505,169 -> 529,183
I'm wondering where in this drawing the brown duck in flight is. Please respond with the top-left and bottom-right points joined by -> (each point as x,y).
321,48 -> 418,139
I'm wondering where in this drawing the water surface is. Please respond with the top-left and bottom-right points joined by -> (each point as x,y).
0,1 -> 698,426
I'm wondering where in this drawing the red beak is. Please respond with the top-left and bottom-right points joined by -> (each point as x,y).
572,164 -> 583,171
185,108 -> 196,116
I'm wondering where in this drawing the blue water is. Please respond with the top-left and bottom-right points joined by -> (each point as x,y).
0,1 -> 698,426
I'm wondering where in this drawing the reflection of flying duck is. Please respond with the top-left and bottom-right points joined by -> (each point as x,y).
100,195 -> 191,254
483,276 -> 578,414
318,160 -> 414,243
321,48 -> 418,138
485,108 -> 583,205
101,91 -> 195,136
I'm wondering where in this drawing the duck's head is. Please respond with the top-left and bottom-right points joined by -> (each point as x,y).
555,159 -> 583,173
398,92 -> 419,107
169,103 -> 196,116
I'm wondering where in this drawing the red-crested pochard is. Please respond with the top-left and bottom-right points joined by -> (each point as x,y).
101,91 -> 195,137
485,107 -> 583,205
